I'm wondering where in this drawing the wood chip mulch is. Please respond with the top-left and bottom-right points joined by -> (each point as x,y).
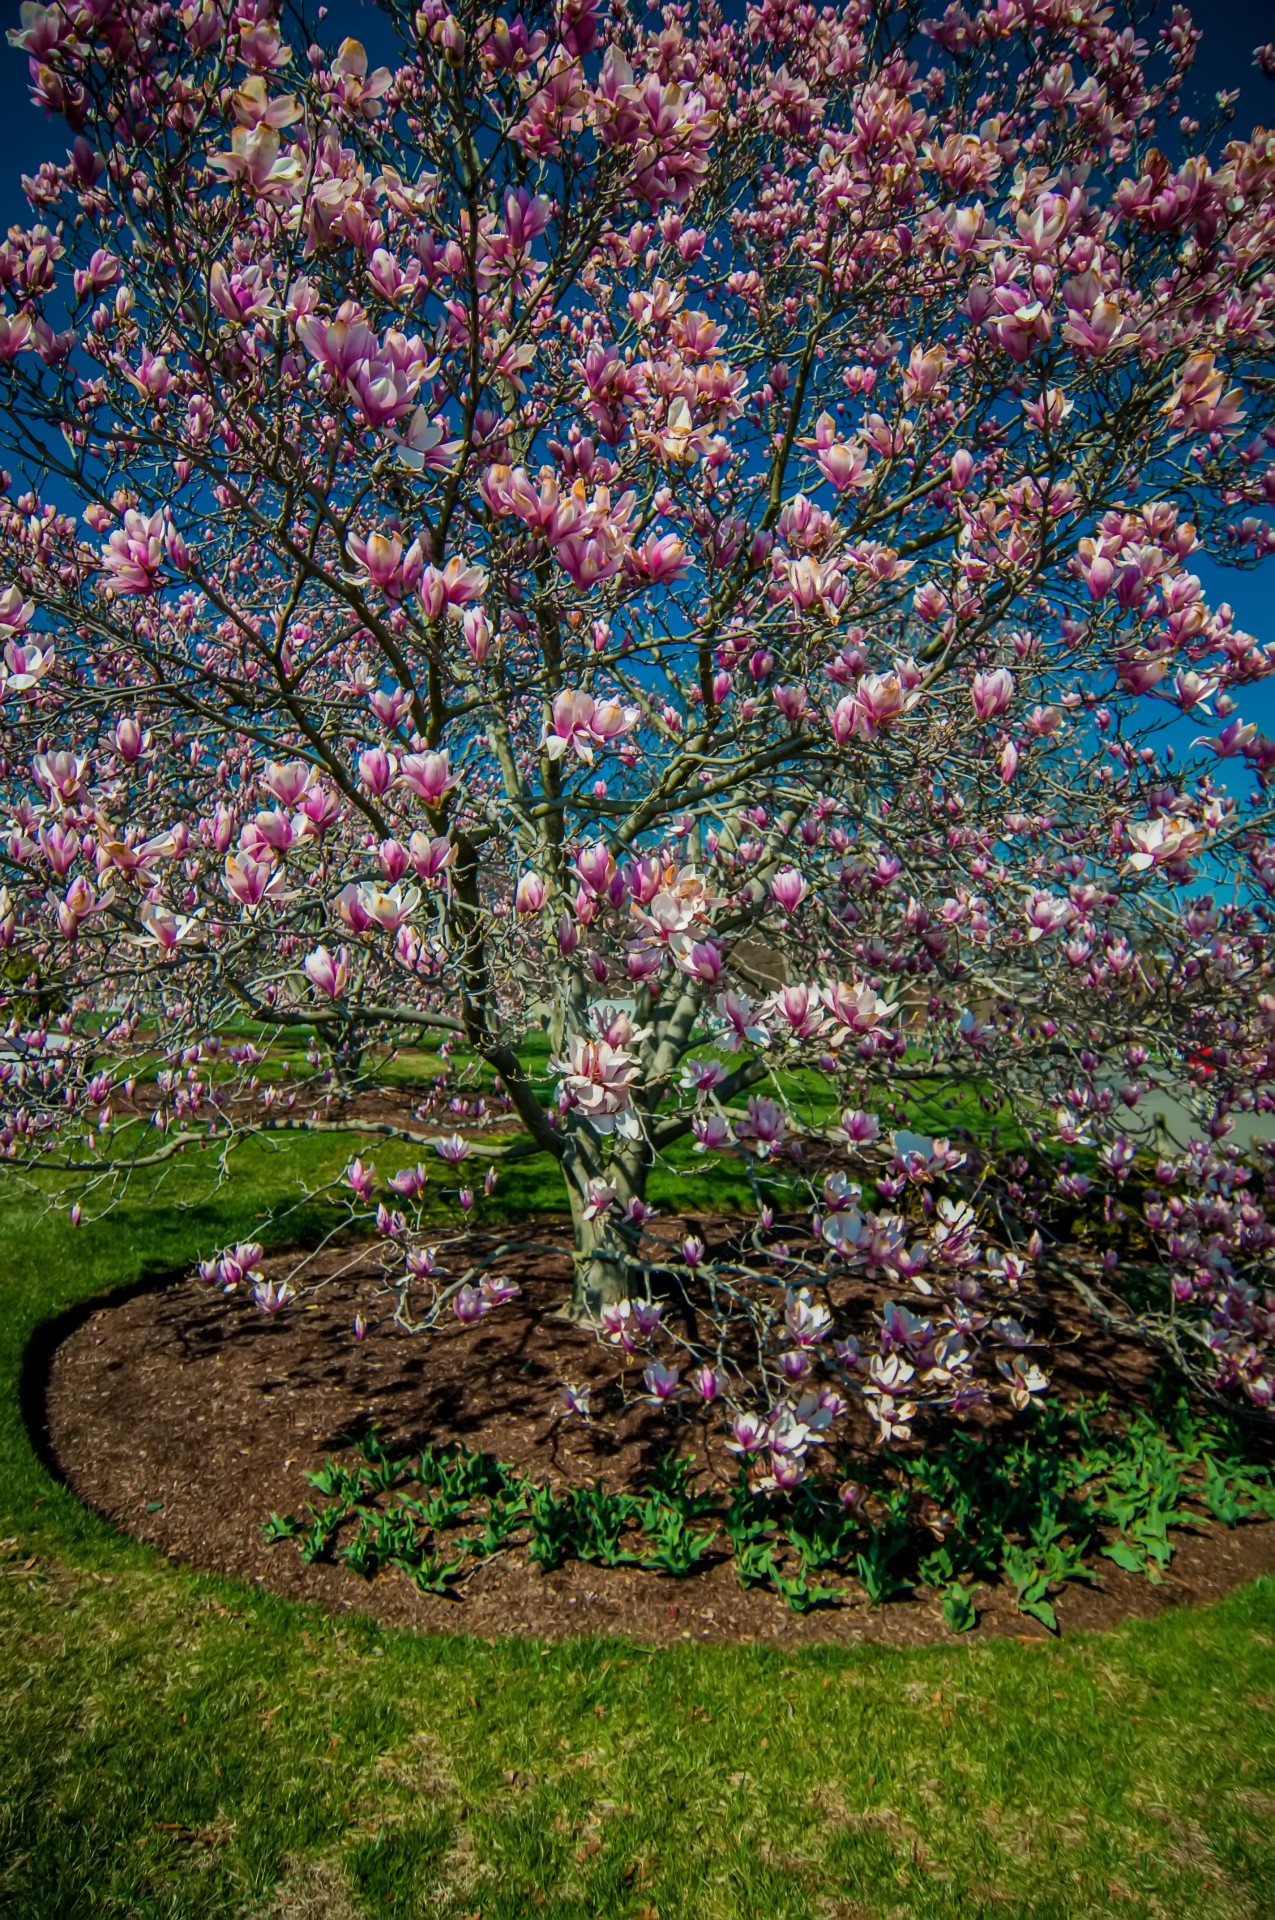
36,1229 -> 1275,1647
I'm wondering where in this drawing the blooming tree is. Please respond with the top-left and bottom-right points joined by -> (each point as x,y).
1,0 -> 1274,1477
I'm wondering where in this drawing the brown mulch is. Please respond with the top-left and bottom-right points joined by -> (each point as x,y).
38,1229 -> 1275,1647
118,1077 -> 521,1139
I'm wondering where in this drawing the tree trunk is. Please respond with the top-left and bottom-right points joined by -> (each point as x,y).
564,1205 -> 633,1322
560,1133 -> 649,1322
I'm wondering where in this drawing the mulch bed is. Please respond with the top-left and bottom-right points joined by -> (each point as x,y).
37,1227 -> 1275,1647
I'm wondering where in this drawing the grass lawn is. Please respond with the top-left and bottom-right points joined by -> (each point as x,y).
1,1136 -> 1273,1918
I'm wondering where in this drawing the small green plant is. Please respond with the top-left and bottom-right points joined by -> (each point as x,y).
941,1583 -> 977,1634
262,1393 -> 1275,1622
639,1496 -> 716,1576
526,1484 -> 575,1571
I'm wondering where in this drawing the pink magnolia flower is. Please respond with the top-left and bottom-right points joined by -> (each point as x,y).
670,935 -> 723,984
1,637 -> 54,695
715,990 -> 770,1052
389,1163 -> 428,1198
345,531 -> 426,601
1021,387 -> 1074,433
112,717 -> 148,763
262,760 -> 313,807
785,1287 -> 832,1348
890,1131 -> 966,1179
970,669 -> 1014,720
1060,274 -> 1132,356
419,557 -> 488,619
0,586 -> 35,635
766,984 -> 826,1041
408,833 -> 455,886
303,944 -> 351,996
1164,353 -> 1243,435
1025,892 -> 1073,942
580,1178 -> 616,1220
842,1108 -> 882,1146
136,901 -> 202,951
0,312 -> 33,360
643,1361 -> 680,1402
574,842 -> 616,896
329,35 -> 393,115
515,871 -> 547,913
208,125 -> 302,196
821,980 -> 894,1039
547,1033 -> 642,1136
297,785 -> 341,835
253,1278 -> 294,1314
345,1158 -> 376,1201
769,867 -> 807,913
734,1095 -> 786,1157
541,689 -> 640,764
854,668 -> 922,736
453,1283 -> 490,1325
624,532 -> 689,583
98,509 -> 179,597
32,750 -> 89,803
354,880 -> 421,931
224,852 -> 291,908
726,1411 -> 769,1455
398,751 -> 456,807
692,1113 -> 731,1151
1125,817 -> 1206,872
983,286 -> 1053,362
358,747 -> 397,796
393,405 -> 464,475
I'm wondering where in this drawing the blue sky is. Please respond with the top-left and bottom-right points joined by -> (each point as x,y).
1,0 -> 1272,737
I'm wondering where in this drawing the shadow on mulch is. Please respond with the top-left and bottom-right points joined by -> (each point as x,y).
33,1226 -> 1275,1648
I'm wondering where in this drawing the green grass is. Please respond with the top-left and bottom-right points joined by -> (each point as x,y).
1,1140 -> 1273,1918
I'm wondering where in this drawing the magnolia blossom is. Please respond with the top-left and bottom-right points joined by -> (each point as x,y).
1025,892 -> 1074,942
891,1132 -> 966,1179
714,989 -> 770,1052
352,881 -> 422,932
1125,817 -> 1207,872
208,124 -> 302,195
514,871 -> 548,913
398,751 -> 456,807
303,944 -> 351,997
970,669 -> 1014,720
224,852 -> 292,908
136,901 -> 202,951
821,981 -> 894,1039
548,1034 -> 642,1136
769,867 -> 807,913
643,1361 -> 680,1402
734,1095 -> 786,1156
541,689 -> 640,763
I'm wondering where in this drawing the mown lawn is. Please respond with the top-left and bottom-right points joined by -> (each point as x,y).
1,1137 -> 1273,1919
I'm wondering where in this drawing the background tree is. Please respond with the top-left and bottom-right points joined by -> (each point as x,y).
0,0 -> 1272,1460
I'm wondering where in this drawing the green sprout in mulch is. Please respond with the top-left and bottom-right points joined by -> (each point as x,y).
264,1387 -> 1275,1631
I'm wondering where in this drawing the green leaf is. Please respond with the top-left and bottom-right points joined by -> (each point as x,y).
1020,1594 -> 1058,1633
942,1584 -> 976,1634
1103,1539 -> 1145,1573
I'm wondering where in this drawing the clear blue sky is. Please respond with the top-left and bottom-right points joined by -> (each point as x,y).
1,0 -> 1272,734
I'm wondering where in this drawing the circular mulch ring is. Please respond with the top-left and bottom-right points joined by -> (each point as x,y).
35,1231 -> 1275,1647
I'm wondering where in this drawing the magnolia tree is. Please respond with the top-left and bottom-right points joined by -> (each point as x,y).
1,0 -> 1273,1477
